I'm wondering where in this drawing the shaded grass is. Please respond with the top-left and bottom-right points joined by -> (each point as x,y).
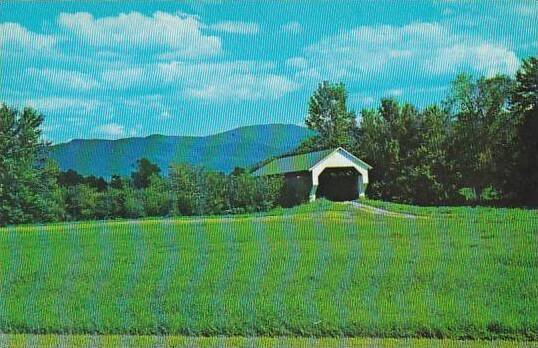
0,201 -> 537,340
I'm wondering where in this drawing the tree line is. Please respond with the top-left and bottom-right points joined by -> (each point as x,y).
0,128 -> 283,226
1,56 -> 536,225
295,56 -> 537,206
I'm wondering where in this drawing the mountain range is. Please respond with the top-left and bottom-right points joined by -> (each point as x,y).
48,124 -> 313,178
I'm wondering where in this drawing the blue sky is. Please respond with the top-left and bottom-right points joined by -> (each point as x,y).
1,1 -> 536,143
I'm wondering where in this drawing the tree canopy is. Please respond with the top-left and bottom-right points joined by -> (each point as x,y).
132,158 -> 161,189
300,81 -> 358,151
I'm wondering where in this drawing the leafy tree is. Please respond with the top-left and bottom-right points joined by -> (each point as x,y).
65,184 -> 98,220
406,105 -> 453,204
132,158 -> 161,189
302,81 -> 358,150
83,175 -> 108,192
144,174 -> 172,217
58,169 -> 84,187
358,99 -> 453,204
106,187 -> 127,218
38,160 -> 67,221
123,186 -> 145,218
169,163 -> 200,215
202,171 -> 227,214
110,175 -> 126,189
0,105 -> 52,225
511,57 -> 538,205
445,73 -> 515,202
58,169 -> 108,192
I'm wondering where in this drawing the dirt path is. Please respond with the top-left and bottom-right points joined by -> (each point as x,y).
347,201 -> 418,219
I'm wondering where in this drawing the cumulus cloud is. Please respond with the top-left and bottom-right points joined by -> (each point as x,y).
385,88 -> 403,97
285,57 -> 308,69
513,3 -> 538,16
0,22 -> 57,52
24,97 -> 103,114
98,60 -> 297,101
159,110 -> 172,120
101,67 -> 146,89
183,74 -> 300,101
291,22 -> 520,81
96,123 -> 125,138
155,60 -> 276,82
425,43 -> 519,77
209,21 -> 259,34
281,21 -> 303,34
27,68 -> 99,91
57,11 -> 221,57
157,60 -> 299,101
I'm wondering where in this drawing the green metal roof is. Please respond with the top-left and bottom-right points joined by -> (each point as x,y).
252,148 -> 333,176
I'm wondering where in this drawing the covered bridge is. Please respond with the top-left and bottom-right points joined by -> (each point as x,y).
253,147 -> 372,202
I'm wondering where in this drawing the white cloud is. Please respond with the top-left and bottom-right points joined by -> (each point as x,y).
57,11 -> 221,57
281,21 -> 303,34
27,68 -> 99,91
158,60 -> 299,101
350,93 -> 376,107
183,74 -> 300,101
99,59 -> 296,101
285,57 -> 308,69
385,88 -> 403,97
159,110 -> 172,120
295,22 -> 520,81
96,123 -> 125,138
25,97 -> 102,114
0,22 -> 57,51
425,43 -> 519,77
209,21 -> 259,34
155,60 -> 276,82
129,124 -> 143,136
101,67 -> 145,89
513,3 -> 538,16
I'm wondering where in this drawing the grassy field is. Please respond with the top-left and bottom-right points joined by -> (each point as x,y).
2,334 -> 537,347
0,200 -> 537,341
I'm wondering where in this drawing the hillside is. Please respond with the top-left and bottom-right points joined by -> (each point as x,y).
0,201 -> 536,340
48,124 -> 313,178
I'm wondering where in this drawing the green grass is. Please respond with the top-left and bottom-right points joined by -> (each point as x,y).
0,200 -> 537,340
2,334 -> 537,347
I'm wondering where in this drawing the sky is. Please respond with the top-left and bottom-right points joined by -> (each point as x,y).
1,1 -> 537,144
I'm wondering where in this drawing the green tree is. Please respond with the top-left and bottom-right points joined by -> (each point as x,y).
202,171 -> 227,214
445,73 -> 515,202
144,174 -> 172,216
302,81 -> 358,150
123,186 -> 145,218
407,105 -> 453,204
0,105 -> 51,225
358,99 -> 453,204
226,172 -> 283,213
131,158 -> 161,189
169,163 -> 200,215
511,57 -> 538,205
65,184 -> 98,220
38,160 -> 67,221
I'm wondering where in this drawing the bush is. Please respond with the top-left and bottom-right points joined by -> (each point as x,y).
458,187 -> 478,204
480,185 -> 501,202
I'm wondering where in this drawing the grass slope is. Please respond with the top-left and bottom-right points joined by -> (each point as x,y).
0,201 -> 536,340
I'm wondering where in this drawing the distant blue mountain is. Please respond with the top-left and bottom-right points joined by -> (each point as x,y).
48,124 -> 314,178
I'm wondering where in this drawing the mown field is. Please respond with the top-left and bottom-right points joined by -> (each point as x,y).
0,200 -> 537,341
2,334 -> 537,347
